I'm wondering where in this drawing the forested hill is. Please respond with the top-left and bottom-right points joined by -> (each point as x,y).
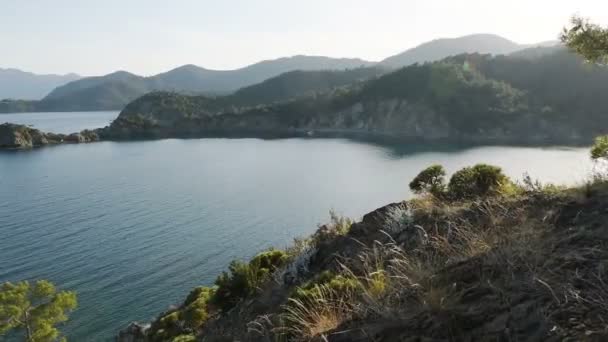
104,48 -> 608,144
0,56 -> 375,113
1,34 -> 553,114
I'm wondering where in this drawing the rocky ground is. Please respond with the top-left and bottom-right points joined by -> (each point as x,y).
118,176 -> 608,341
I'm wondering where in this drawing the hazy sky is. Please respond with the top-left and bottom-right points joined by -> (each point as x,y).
2,0 -> 607,76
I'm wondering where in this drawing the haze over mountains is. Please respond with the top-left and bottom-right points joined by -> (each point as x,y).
0,33 -> 559,113
0,68 -> 81,100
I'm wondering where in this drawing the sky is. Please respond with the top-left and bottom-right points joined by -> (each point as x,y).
1,0 -> 607,76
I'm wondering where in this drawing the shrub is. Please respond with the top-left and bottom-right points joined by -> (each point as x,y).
149,286 -> 215,341
591,135 -> 608,160
213,249 -> 289,311
409,164 -> 447,197
310,211 -> 353,247
283,271 -> 362,339
148,250 -> 289,340
0,280 -> 77,342
382,204 -> 413,234
447,164 -> 510,199
292,271 -> 362,302
182,286 -> 215,328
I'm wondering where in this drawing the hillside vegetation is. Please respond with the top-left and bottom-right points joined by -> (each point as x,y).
104,48 -> 608,144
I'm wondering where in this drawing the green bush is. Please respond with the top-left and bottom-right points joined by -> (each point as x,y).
213,249 -> 289,311
591,135 -> 608,160
409,164 -> 447,196
447,164 -> 510,199
291,271 -> 362,302
182,286 -> 215,328
148,286 -> 215,341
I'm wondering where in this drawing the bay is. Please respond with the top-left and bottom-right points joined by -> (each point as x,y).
0,112 -> 593,340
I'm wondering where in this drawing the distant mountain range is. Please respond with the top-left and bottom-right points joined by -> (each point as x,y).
0,34 -> 560,113
0,68 -> 81,100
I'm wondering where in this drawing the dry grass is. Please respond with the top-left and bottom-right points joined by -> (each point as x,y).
341,198 -> 548,323
250,184 -> 607,340
281,285 -> 356,341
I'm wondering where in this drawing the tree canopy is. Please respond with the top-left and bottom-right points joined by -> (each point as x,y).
561,16 -> 608,64
0,280 -> 77,342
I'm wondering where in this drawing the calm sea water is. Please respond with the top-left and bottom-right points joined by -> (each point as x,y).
0,111 -> 118,133
0,113 -> 593,341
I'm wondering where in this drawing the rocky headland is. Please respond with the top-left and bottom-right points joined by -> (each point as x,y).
116,160 -> 608,341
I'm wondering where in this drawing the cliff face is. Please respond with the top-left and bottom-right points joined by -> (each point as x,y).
0,123 -> 99,148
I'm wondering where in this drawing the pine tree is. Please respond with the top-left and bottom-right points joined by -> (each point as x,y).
0,280 -> 77,342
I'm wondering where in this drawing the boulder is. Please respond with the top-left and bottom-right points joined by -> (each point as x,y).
116,322 -> 149,342
0,123 -> 38,148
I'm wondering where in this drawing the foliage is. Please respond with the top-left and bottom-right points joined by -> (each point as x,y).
309,211 -> 353,248
446,51 -> 608,135
213,249 -> 290,311
291,271 -> 362,303
148,286 -> 215,341
447,164 -> 510,199
172,335 -> 196,342
561,16 -> 608,64
113,48 -> 608,141
0,280 -> 77,342
409,164 -> 447,196
227,67 -> 384,107
382,204 -> 414,234
591,136 -> 608,160
350,62 -> 527,132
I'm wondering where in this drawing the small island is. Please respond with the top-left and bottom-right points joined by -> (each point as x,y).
0,123 -> 99,149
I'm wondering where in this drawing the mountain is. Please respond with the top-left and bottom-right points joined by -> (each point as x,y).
104,49 -> 608,144
223,67 -> 386,107
508,44 -> 566,59
381,33 -> 523,68
9,56 -> 375,113
0,68 -> 80,100
1,34 -> 563,113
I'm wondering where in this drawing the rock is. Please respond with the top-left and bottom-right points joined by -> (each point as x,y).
0,123 -> 100,149
116,322 -> 149,342
64,133 -> 85,143
0,123 -> 42,148
64,130 -> 99,143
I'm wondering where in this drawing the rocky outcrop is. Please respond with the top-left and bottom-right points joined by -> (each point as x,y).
124,183 -> 608,341
0,123 -> 100,149
116,322 -> 149,342
0,123 -> 61,148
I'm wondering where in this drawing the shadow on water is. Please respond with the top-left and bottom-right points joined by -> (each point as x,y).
0,131 -> 592,160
